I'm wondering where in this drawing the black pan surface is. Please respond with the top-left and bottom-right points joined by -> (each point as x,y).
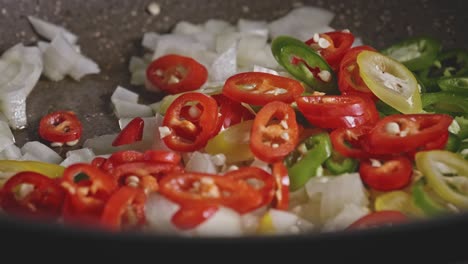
0,0 -> 467,262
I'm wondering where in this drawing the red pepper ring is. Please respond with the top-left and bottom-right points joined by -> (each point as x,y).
305,31 -> 355,70
330,125 -> 374,159
171,204 -> 219,230
162,92 -> 219,152
0,172 -> 65,220
38,111 -> 82,143
111,161 -> 184,191
100,186 -> 147,231
100,150 -> 146,172
363,114 -> 453,155
359,156 -> 413,191
250,101 -> 299,163
112,117 -> 144,147
158,172 -> 263,214
143,150 -> 182,165
296,95 -> 368,117
222,72 -> 305,106
146,54 -> 208,94
347,211 -> 408,230
60,163 -> 118,216
224,167 -> 275,208
272,162 -> 290,211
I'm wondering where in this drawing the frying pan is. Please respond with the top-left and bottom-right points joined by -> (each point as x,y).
0,0 -> 467,262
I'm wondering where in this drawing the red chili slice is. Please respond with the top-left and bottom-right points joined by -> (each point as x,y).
338,45 -> 378,100
112,117 -> 144,146
143,150 -> 182,165
272,162 -> 290,211
60,163 -> 118,224
162,92 -> 219,152
158,172 -> 263,214
305,31 -> 355,70
100,186 -> 147,231
222,72 -> 305,106
38,111 -> 82,143
224,167 -> 275,208
171,204 -> 219,230
250,101 -> 299,163
330,125 -> 374,159
100,150 -> 145,172
347,211 -> 408,230
0,172 -> 65,220
146,54 -> 208,94
359,156 -> 413,191
363,114 -> 453,155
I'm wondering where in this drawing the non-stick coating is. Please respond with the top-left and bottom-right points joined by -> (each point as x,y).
0,0 -> 467,262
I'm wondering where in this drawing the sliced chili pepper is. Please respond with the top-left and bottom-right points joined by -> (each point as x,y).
338,45 -> 378,99
415,150 -> 468,209
363,114 -> 453,155
225,167 -> 275,208
347,211 -> 408,230
305,31 -> 355,70
406,131 -> 449,160
329,125 -> 373,159
91,157 -> 107,169
212,94 -> 255,132
284,133 -> 332,191
100,186 -> 147,231
111,161 -> 183,192
171,204 -> 219,230
143,150 -> 181,165
271,162 -> 290,211
158,172 -> 263,214
412,179 -> 448,216
271,36 -> 338,94
162,92 -> 219,152
146,54 -> 208,94
0,172 -> 65,220
250,101 -> 299,163
296,94 -> 379,129
60,163 -> 118,224
381,36 -> 442,71
438,77 -> 468,96
101,150 -> 145,172
359,157 -> 413,191
112,117 -> 144,147
421,92 -> 468,117
324,150 -> 359,175
222,72 -> 304,106
38,111 -> 82,143
418,49 -> 468,92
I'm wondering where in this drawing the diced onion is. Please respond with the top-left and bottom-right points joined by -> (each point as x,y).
0,120 -> 15,152
111,86 -> 139,105
209,43 -> 237,82
0,144 -> 21,160
191,206 -> 243,237
184,151 -> 218,174
145,193 -> 182,235
141,32 -> 160,51
112,100 -> 153,119
0,44 -> 43,129
20,141 -> 63,164
27,16 -> 78,44
60,148 -> 96,167
237,18 -> 269,37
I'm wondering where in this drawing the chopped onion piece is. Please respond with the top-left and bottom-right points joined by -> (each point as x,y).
42,33 -> 100,81
0,144 -> 21,160
142,32 -> 160,51
151,113 -> 172,151
60,148 -> 96,167
145,193 -> 182,235
268,209 -> 314,234
204,19 -> 235,35
20,152 -> 42,162
111,86 -> 139,105
112,100 -> 153,119
237,34 -> 268,67
0,44 -> 43,129
0,120 -> 15,152
21,141 -> 63,164
132,69 -> 147,86
129,56 -> 147,73
352,37 -> 364,48
305,173 -> 369,222
185,151 -> 218,174
27,16 -> 78,44
152,34 -> 208,60
237,19 -> 269,37
215,32 -> 241,54
268,6 -> 335,41
209,43 -> 237,82
173,21 -> 204,35
322,204 -> 370,232
192,206 -> 243,237
250,158 -> 272,174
